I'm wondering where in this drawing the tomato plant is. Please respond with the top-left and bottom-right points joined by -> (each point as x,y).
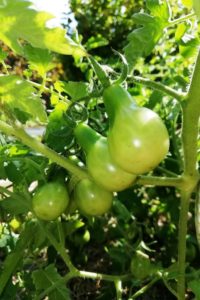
0,1 -> 199,300
32,182 -> 70,221
74,178 -> 113,216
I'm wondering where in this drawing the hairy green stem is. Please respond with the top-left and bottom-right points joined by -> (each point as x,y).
137,175 -> 183,187
0,120 -> 89,180
115,280 -> 123,300
168,13 -> 196,27
177,191 -> 191,300
130,277 -> 160,299
162,278 -> 178,298
177,49 -> 200,299
38,221 -> 77,273
77,270 -> 130,282
131,76 -> 185,101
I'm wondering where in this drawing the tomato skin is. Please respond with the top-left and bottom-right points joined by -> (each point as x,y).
32,182 -> 69,221
130,250 -> 155,280
75,123 -> 136,191
74,179 -> 113,216
103,85 -> 169,174
87,137 -> 136,191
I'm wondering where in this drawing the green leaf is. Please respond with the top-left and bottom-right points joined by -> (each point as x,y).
182,0 -> 193,8
0,48 -> 7,62
0,0 -> 86,57
44,101 -> 75,152
0,193 -> 30,215
179,34 -> 199,58
146,0 -> 171,22
54,81 -> 90,101
175,23 -> 188,41
23,44 -> 55,77
85,34 -> 109,50
0,221 -> 36,295
188,279 -> 200,300
112,199 -> 132,222
0,75 -> 47,123
124,0 -> 171,68
32,264 -> 71,300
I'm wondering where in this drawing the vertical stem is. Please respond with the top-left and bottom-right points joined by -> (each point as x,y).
177,191 -> 191,300
177,48 -> 200,299
114,280 -> 123,300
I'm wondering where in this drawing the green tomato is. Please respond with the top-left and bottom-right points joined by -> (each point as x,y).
87,137 -> 136,191
103,85 -> 169,174
74,123 -> 136,191
32,182 -> 69,221
74,179 -> 113,216
130,250 -> 155,280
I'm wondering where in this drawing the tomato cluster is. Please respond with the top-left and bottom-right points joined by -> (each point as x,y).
32,84 -> 169,220
73,84 -> 169,216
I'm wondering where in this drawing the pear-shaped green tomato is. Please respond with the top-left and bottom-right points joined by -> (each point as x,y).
103,85 -> 169,174
32,182 -> 69,221
74,179 -> 113,216
87,137 -> 136,191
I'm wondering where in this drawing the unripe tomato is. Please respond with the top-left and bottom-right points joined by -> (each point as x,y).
130,250 -> 155,280
74,179 -> 113,216
74,123 -> 137,191
87,136 -> 137,191
32,182 -> 69,221
103,85 -> 169,174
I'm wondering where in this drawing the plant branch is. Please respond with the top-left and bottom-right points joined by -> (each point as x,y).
137,175 -> 183,187
130,276 -> 160,299
168,13 -> 196,27
177,191 -> 191,300
130,76 -> 185,101
0,120 -> 89,180
176,48 -> 200,299
38,221 -> 77,273
115,280 -> 123,300
77,270 -> 130,282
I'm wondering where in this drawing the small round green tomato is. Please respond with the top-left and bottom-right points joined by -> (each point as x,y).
131,250 -> 155,280
32,182 -> 69,221
87,137 -> 137,191
74,179 -> 113,216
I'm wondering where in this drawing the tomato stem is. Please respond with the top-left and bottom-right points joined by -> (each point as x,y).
0,120 -> 89,180
130,276 -> 160,299
137,175 -> 183,187
38,221 -> 77,273
177,48 -> 200,299
115,280 -> 123,300
130,75 -> 185,101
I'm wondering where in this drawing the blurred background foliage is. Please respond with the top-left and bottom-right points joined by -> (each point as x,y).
0,0 -> 200,299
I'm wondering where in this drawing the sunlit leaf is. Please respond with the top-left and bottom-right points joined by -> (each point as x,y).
0,0 -> 87,57
23,44 -> 55,77
124,0 -> 171,68
0,75 -> 47,123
